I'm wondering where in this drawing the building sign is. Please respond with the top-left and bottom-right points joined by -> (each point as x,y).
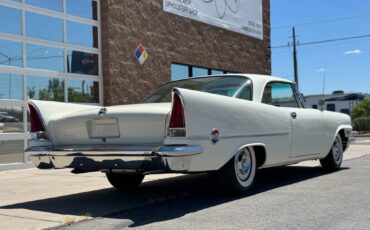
163,0 -> 263,40
134,44 -> 149,65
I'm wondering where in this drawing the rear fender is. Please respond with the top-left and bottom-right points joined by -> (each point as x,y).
225,143 -> 266,168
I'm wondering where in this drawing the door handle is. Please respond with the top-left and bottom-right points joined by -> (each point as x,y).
291,112 -> 297,119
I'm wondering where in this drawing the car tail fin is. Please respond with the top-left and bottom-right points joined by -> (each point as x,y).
167,90 -> 186,137
28,101 -> 48,139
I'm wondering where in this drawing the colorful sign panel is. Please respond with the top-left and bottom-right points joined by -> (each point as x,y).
163,0 -> 263,40
134,44 -> 149,65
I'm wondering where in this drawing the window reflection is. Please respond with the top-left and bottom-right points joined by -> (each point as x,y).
26,0 -> 62,12
26,12 -> 63,42
27,76 -> 64,101
26,44 -> 64,72
0,106 -> 24,133
68,79 -> 99,103
67,21 -> 98,48
192,67 -> 208,77
0,5 -> 21,35
67,50 -> 98,75
66,0 -> 97,20
211,69 -> 224,75
0,73 -> 22,100
0,140 -> 24,163
171,64 -> 189,81
0,39 -> 22,67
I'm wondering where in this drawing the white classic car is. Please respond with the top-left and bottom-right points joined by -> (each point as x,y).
27,74 -> 352,192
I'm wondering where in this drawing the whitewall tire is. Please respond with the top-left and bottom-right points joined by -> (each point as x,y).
219,147 -> 257,192
320,134 -> 344,171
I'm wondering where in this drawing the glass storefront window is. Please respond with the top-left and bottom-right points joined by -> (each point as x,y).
67,50 -> 98,75
27,76 -> 64,101
0,39 -> 22,67
211,69 -> 224,75
192,67 -> 208,77
67,21 -> 98,48
0,106 -> 24,133
26,12 -> 63,42
26,44 -> 64,72
26,0 -> 62,12
0,74 -> 22,100
0,5 -> 21,35
0,140 -> 24,164
66,0 -> 97,20
171,64 -> 189,81
68,79 -> 99,103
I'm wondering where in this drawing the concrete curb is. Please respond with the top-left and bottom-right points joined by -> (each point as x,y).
0,162 -> 34,172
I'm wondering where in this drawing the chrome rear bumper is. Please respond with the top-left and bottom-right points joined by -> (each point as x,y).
26,145 -> 202,173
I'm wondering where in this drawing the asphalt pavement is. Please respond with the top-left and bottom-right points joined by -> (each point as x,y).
0,145 -> 369,230
58,153 -> 370,230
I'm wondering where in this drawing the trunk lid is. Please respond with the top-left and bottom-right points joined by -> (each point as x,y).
47,103 -> 171,146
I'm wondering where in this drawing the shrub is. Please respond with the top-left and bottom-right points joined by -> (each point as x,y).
352,99 -> 370,120
353,117 -> 370,132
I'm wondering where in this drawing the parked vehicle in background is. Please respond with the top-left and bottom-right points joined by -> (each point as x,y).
26,74 -> 353,192
0,112 -> 19,123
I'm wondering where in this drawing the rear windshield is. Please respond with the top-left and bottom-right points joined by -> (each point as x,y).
143,76 -> 252,103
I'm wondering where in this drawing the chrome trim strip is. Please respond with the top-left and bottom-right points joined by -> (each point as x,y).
188,131 -> 290,140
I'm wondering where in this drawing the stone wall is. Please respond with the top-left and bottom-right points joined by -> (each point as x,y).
100,0 -> 271,105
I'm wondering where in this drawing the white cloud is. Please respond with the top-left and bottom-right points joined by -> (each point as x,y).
344,49 -> 363,55
316,68 -> 326,72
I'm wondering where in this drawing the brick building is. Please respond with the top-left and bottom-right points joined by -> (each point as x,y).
0,0 -> 270,163
101,0 -> 271,105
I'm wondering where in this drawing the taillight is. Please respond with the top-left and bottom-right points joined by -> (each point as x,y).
168,91 -> 186,137
28,102 -> 45,133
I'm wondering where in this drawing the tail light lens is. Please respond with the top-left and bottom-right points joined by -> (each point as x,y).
167,91 -> 186,137
28,102 -> 46,134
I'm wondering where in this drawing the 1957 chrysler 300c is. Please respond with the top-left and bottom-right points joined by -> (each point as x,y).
27,74 -> 352,192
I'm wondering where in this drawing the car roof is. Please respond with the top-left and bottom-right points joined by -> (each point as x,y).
187,74 -> 295,102
209,73 -> 293,84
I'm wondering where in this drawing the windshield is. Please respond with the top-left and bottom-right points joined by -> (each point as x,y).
143,76 -> 252,103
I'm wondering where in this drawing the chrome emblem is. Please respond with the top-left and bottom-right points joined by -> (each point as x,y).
98,107 -> 107,117
210,128 -> 220,144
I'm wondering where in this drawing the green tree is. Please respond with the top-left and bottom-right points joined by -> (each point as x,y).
37,79 -> 64,102
27,86 -> 36,99
352,99 -> 370,120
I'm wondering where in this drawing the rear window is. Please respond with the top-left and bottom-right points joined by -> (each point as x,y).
143,76 -> 252,103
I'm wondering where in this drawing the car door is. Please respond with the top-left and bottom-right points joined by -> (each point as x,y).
262,82 -> 323,158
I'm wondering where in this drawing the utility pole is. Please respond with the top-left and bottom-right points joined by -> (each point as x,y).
292,27 -> 299,90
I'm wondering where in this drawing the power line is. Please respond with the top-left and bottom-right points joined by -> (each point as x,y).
272,13 -> 370,30
270,34 -> 370,49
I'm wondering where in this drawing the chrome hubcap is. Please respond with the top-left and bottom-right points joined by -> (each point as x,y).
332,136 -> 343,164
235,149 -> 252,181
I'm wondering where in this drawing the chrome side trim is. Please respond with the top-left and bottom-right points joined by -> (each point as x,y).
188,131 -> 290,140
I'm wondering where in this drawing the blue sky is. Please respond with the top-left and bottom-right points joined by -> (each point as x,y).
271,0 -> 370,95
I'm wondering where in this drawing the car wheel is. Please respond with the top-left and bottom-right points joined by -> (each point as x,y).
320,134 -> 343,171
219,147 -> 257,192
106,172 -> 144,190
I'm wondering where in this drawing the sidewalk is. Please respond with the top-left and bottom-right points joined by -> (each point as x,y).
0,145 -> 369,230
